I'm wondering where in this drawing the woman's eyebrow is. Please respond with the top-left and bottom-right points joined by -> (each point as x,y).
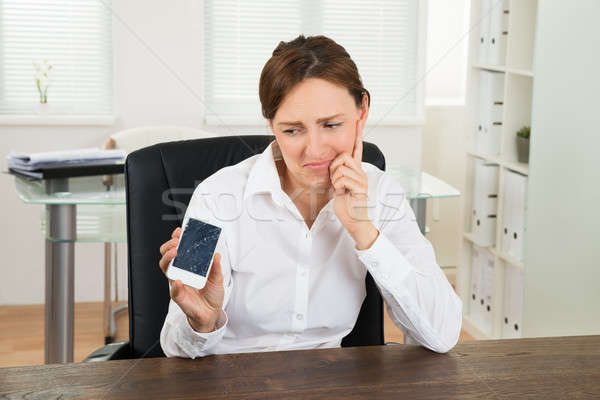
277,113 -> 344,127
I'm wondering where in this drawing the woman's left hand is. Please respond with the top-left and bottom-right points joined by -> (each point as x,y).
329,120 -> 379,250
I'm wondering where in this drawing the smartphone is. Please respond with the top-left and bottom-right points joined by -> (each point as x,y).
166,217 -> 223,290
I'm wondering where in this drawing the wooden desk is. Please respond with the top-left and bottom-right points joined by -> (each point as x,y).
1,336 -> 599,399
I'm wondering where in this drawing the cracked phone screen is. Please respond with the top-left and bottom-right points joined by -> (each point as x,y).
172,218 -> 222,277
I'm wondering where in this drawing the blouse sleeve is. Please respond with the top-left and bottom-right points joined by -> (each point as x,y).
160,184 -> 234,359
353,173 -> 463,353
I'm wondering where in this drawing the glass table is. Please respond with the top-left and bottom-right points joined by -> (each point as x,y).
10,168 -> 459,364
12,173 -> 126,364
386,166 -> 461,234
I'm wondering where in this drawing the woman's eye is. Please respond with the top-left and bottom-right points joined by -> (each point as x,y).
325,122 -> 342,129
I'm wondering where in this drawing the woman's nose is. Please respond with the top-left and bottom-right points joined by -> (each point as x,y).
305,127 -> 325,154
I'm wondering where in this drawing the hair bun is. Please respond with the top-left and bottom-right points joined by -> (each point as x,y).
260,34 -> 368,120
272,34 -> 307,56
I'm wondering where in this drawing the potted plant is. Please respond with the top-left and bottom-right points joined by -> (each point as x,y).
33,59 -> 53,114
516,126 -> 530,163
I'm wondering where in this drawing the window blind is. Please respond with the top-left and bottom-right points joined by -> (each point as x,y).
204,0 -> 420,124
0,0 -> 113,115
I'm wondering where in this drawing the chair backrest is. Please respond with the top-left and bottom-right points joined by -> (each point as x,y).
125,135 -> 386,358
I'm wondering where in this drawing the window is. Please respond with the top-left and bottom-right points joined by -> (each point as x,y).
204,0 -> 423,125
0,0 -> 113,116
425,0 -> 470,105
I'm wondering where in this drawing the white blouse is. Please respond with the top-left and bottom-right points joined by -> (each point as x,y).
160,140 -> 463,358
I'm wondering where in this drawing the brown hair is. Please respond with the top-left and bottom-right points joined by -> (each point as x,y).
259,34 -> 371,120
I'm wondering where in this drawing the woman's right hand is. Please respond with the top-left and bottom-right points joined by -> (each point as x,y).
159,227 -> 225,333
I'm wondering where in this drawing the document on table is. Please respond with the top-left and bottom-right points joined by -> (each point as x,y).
6,148 -> 126,171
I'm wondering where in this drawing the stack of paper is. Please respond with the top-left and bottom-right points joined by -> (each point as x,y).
7,148 -> 126,172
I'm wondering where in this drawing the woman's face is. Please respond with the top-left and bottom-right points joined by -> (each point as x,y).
269,78 -> 369,192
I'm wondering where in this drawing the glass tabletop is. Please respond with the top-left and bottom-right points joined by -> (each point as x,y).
6,173 -> 127,243
418,171 -> 461,199
9,166 -> 459,205
11,173 -> 126,205
385,166 -> 461,200
10,168 -> 459,243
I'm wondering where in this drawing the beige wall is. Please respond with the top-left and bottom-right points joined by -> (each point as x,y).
422,105 -> 468,268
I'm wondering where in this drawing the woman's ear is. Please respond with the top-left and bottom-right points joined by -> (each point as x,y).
268,119 -> 277,136
357,93 -> 369,132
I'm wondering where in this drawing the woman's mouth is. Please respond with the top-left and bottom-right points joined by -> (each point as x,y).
304,159 -> 333,170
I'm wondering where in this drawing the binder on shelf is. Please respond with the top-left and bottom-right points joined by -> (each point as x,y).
477,0 -> 508,66
501,263 -> 512,338
481,248 -> 495,335
475,71 -> 491,154
475,71 -> 503,155
477,0 -> 491,65
502,263 -> 523,339
501,169 -> 515,254
503,170 -> 528,261
471,159 -> 499,246
510,172 -> 528,261
489,71 -> 505,134
469,245 -> 484,327
487,0 -> 509,66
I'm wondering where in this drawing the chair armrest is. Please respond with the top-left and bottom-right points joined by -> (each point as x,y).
83,341 -> 131,362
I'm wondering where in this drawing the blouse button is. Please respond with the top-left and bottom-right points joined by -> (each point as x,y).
296,313 -> 303,320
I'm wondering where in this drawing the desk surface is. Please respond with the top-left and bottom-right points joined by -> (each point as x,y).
1,336 -> 598,399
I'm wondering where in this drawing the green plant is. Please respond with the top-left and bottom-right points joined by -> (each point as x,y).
33,59 -> 53,103
517,126 -> 530,139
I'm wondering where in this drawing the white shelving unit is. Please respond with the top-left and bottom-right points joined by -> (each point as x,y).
458,0 -> 538,340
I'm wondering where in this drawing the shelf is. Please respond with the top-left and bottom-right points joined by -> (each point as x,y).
463,234 -> 525,270
462,0 -> 539,341
467,151 -> 501,165
462,232 -> 494,249
472,64 -> 506,73
462,315 -> 493,340
503,160 -> 529,175
490,248 -> 525,270
466,151 -> 529,175
471,65 -> 533,77
507,68 -> 534,77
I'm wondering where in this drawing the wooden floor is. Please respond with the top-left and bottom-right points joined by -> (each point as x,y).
0,302 -> 129,368
0,301 -> 474,368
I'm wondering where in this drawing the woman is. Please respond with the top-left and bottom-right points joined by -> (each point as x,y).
158,35 -> 462,358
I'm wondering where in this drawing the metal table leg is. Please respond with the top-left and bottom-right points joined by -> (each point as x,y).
44,203 -> 76,364
104,242 -> 129,344
104,243 -> 112,344
410,198 -> 427,235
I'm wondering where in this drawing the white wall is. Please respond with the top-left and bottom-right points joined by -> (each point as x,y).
0,0 -> 429,304
425,0 -> 470,105
422,0 -> 470,267
522,0 -> 600,337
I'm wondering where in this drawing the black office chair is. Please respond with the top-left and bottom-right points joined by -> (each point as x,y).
86,135 -> 386,361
